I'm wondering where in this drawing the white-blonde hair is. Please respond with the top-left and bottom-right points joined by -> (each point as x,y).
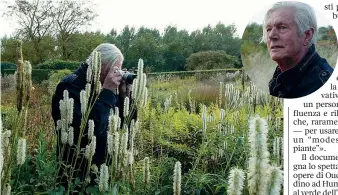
86,43 -> 124,69
262,1 -> 317,46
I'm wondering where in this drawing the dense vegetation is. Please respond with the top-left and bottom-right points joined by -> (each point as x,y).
1,47 -> 284,194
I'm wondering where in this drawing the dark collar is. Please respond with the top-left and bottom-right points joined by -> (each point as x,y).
269,44 -> 318,93
71,62 -> 89,89
75,62 -> 88,80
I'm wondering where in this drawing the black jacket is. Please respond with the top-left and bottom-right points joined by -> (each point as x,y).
269,44 -> 333,98
52,63 -> 121,169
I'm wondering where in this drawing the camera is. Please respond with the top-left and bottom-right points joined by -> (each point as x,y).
118,70 -> 137,84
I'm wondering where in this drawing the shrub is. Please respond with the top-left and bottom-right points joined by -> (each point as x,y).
37,60 -> 80,70
1,73 -> 16,92
186,51 -> 240,70
46,69 -> 72,94
1,61 -> 17,71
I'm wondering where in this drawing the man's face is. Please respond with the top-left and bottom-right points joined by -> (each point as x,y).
266,8 -> 306,63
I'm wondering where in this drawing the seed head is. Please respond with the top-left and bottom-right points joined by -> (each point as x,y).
123,97 -> 130,117
88,120 -> 94,140
90,136 -> 96,157
17,138 -> 26,165
3,183 -> 11,195
143,157 -> 150,184
173,161 -> 181,195
86,65 -> 92,83
114,131 -> 120,170
68,126 -> 74,146
80,90 -> 87,115
61,131 -> 68,144
107,132 -> 114,155
99,163 -> 109,192
227,168 -> 245,195
266,165 -> 283,195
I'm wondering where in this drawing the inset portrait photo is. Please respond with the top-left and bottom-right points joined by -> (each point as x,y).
241,1 -> 337,99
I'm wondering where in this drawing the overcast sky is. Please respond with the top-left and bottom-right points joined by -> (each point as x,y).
0,0 -> 335,38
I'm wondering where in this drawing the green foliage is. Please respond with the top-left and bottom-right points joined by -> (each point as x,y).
242,22 -> 263,43
2,64 -> 283,195
1,37 -> 21,63
63,32 -> 106,60
2,69 -> 54,84
132,157 -> 177,195
317,45 -> 338,67
1,105 -> 17,129
162,26 -> 192,71
1,35 -> 57,66
240,40 -> 267,57
190,23 -> 241,57
2,22 -> 243,72
1,61 -> 17,71
148,69 -> 240,79
4,0 -> 97,63
11,133 -> 57,194
31,69 -> 53,84
127,28 -> 165,71
46,69 -> 73,94
106,23 -> 241,72
241,23 -> 267,56
37,60 -> 80,70
184,172 -> 227,194
186,50 -> 240,70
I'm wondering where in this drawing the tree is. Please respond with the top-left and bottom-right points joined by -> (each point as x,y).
1,36 -> 21,63
162,26 -> 192,71
242,22 -> 263,43
105,28 -> 118,44
190,23 -> 241,57
113,26 -> 136,67
4,0 -> 55,64
3,0 -> 97,63
127,27 -> 164,71
53,0 -> 97,60
66,31 -> 105,60
241,23 -> 266,56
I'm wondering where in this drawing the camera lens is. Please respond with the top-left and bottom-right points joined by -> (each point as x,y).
123,72 -> 137,84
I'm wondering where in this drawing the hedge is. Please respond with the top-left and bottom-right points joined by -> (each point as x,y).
148,68 -> 240,75
147,68 -> 244,81
148,68 -> 242,77
1,62 -> 17,71
37,60 -> 81,70
1,69 -> 54,84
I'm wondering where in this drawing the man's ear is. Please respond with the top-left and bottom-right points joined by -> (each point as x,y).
303,27 -> 314,46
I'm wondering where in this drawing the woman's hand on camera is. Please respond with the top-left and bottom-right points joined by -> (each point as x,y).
102,66 -> 122,93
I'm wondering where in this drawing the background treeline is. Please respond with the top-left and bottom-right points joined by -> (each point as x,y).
1,0 -> 337,72
0,0 -> 242,72
1,24 -> 242,72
